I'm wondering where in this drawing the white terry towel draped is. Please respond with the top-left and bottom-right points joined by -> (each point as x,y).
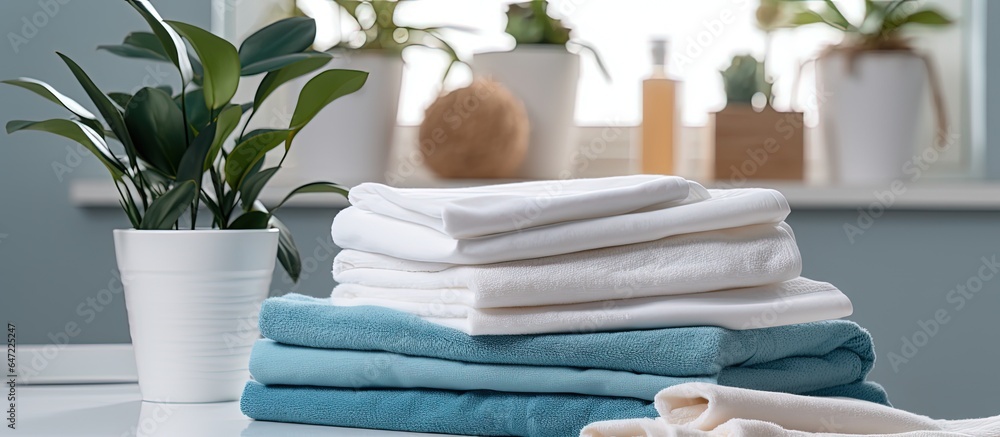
580,383 -> 1000,437
333,222 -> 802,309
330,277 -> 853,335
347,175 -> 707,238
332,188 -> 790,264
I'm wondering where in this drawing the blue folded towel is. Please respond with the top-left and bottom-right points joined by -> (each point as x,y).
240,381 -> 887,437
258,295 -> 881,396
249,339 -> 887,402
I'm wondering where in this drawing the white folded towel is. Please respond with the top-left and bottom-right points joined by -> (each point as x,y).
581,383 -> 1000,437
349,175 -> 707,238
333,223 -> 802,308
329,277 -> 853,335
332,188 -> 790,264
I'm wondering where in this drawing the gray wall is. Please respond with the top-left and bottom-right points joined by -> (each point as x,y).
1,0 -> 999,422
788,210 -> 1000,419
0,2 -> 341,343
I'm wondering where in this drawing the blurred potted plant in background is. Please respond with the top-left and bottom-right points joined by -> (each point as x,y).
4,0 -> 366,403
778,0 -> 951,184
474,0 -> 607,179
711,54 -> 804,184
288,0 -> 463,186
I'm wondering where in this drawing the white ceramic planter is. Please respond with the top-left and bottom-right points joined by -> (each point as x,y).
113,229 -> 279,403
286,52 -> 403,186
474,47 -> 580,179
816,51 -> 927,185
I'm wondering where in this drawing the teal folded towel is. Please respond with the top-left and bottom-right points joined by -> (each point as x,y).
240,381 -> 887,437
249,339 -> 886,402
257,295 -> 883,400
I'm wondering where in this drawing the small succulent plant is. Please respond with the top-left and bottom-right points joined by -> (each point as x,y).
504,1 -> 571,45
502,1 -> 609,79
765,0 -> 952,50
721,55 -> 772,105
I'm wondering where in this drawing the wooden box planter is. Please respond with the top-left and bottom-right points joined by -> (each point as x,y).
711,104 -> 805,183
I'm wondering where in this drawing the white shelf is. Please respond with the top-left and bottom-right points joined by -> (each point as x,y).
69,179 -> 351,209
70,177 -> 1000,210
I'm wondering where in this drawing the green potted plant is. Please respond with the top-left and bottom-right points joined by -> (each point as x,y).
712,55 -> 804,184
473,0 -> 607,179
3,0 -> 367,402
286,0 -> 462,186
776,0 -> 951,184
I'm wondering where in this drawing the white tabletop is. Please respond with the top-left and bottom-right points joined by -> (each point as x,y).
16,384 -> 455,437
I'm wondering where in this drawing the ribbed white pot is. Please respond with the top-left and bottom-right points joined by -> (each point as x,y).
113,229 -> 279,403
287,52 -> 403,186
474,47 -> 580,179
816,51 -> 927,185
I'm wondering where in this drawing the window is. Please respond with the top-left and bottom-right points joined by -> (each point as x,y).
223,0 -> 975,178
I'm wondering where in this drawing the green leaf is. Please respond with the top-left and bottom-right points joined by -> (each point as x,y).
289,69 -> 368,131
567,41 -> 610,81
176,88 -> 210,132
238,101 -> 255,113
242,52 -> 329,76
124,87 -> 187,176
189,52 -> 205,86
205,105 -> 243,171
240,166 -> 280,212
1,78 -> 102,132
7,119 -> 125,180
789,10 -> 827,26
167,21 -> 240,110
239,17 -> 316,75
56,53 -> 141,170
224,129 -> 292,189
125,0 -> 194,84
273,181 -> 348,210
108,92 -> 132,108
821,0 -> 854,31
253,53 -> 332,112
269,216 -> 301,282
119,195 -> 142,228
898,9 -> 953,26
176,122 -> 216,188
140,180 -> 197,230
199,191 -> 223,225
229,210 -> 270,229
97,31 -> 169,61
98,44 -> 165,61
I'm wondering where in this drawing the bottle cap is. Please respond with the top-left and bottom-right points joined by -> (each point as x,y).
651,38 -> 668,66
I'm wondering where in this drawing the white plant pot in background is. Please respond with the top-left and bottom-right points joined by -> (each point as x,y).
287,52 -> 403,186
816,51 -> 928,185
113,229 -> 279,403
474,47 -> 580,179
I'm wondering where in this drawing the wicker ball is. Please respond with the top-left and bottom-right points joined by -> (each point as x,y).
419,78 -> 529,179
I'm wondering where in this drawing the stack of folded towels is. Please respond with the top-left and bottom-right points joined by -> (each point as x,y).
241,175 -> 896,436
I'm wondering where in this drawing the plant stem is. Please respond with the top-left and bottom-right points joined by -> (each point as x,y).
237,108 -> 256,143
134,171 -> 150,210
180,83 -> 191,147
190,196 -> 199,230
